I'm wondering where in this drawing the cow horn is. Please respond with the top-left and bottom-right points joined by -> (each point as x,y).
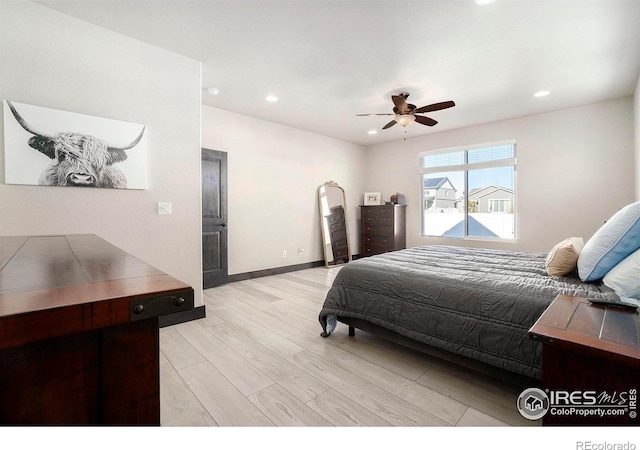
6,101 -> 49,138
108,126 -> 145,152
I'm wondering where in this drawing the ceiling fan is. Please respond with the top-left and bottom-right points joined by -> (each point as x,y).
357,92 -> 455,130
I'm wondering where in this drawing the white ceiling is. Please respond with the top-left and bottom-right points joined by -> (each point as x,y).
37,0 -> 640,146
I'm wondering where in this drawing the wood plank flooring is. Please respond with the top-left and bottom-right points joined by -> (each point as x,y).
159,266 -> 541,427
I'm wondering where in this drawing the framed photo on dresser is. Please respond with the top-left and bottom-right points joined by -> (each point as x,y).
364,192 -> 381,205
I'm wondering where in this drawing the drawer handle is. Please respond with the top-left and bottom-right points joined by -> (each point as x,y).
136,295 -> 186,309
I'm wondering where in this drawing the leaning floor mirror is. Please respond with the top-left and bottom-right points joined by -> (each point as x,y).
318,181 -> 352,268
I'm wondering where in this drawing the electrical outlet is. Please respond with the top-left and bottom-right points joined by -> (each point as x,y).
298,247 -> 304,254
282,250 -> 287,258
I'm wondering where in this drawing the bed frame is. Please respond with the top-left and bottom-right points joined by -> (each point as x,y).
336,317 -> 540,389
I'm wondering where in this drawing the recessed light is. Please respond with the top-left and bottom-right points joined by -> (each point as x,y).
207,87 -> 220,96
474,0 -> 497,5
368,130 -> 378,135
265,95 -> 279,102
534,90 -> 550,97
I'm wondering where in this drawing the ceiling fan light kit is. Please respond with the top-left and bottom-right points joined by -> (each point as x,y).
395,114 -> 416,127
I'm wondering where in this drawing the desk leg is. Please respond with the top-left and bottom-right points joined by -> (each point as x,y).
0,330 -> 100,424
0,318 -> 160,425
100,318 -> 160,425
542,345 -> 638,426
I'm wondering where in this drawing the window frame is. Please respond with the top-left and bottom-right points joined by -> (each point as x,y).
419,139 -> 517,241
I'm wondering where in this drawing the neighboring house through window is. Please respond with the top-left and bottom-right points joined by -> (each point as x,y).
423,176 -> 457,212
420,140 -> 516,239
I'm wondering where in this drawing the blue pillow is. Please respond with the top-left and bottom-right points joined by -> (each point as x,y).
577,201 -> 640,282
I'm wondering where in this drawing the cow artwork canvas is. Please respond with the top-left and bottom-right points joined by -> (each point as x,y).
3,100 -> 147,189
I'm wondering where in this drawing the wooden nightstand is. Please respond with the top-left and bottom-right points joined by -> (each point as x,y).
529,294 -> 640,426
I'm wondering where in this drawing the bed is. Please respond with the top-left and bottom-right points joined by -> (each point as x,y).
318,245 -> 619,381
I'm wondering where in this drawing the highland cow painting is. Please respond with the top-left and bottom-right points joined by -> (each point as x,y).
3,100 -> 147,189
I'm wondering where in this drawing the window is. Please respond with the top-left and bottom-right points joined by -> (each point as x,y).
489,199 -> 511,213
420,140 -> 516,239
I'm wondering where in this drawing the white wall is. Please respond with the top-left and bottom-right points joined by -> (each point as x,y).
202,106 -> 365,275
365,97 -> 635,253
2,2 -> 635,288
0,2 -> 203,305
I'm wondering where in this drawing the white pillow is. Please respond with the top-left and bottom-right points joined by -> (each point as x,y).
577,201 -> 640,281
545,237 -> 584,277
603,247 -> 640,299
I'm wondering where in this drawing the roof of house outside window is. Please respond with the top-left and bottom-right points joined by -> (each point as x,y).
424,177 -> 456,191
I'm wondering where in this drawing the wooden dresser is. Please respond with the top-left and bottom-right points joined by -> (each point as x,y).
325,208 -> 349,263
360,204 -> 406,257
0,234 -> 194,425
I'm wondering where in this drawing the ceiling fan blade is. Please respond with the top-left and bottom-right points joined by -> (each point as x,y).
391,95 -> 409,111
414,101 -> 456,114
415,115 -> 438,126
382,120 -> 397,130
356,113 -> 395,116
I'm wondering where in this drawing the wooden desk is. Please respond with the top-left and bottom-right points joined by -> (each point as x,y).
529,295 -> 640,426
0,234 -> 194,425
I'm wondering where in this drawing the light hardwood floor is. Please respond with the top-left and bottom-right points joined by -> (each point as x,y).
159,266 -> 541,427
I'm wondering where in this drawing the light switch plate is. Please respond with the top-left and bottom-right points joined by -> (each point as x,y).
157,202 -> 172,215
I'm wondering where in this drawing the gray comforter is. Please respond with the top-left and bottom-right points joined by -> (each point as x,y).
318,245 -> 617,379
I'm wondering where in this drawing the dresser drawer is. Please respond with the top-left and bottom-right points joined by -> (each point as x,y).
329,221 -> 345,232
326,213 -> 345,225
363,216 -> 393,226
362,235 -> 393,246
363,223 -> 393,236
362,243 -> 393,256
361,206 -> 393,219
331,235 -> 348,247
332,246 -> 349,259
331,230 -> 347,245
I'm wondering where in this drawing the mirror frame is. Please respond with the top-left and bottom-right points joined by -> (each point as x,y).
318,181 -> 352,268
